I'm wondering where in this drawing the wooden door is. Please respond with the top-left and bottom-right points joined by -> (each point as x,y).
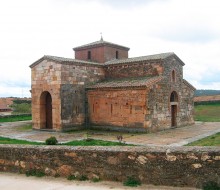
171,105 -> 177,127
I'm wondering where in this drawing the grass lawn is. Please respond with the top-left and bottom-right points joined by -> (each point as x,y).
0,136 -> 43,145
0,136 -> 130,146
194,103 -> 220,122
187,132 -> 220,146
0,115 -> 32,122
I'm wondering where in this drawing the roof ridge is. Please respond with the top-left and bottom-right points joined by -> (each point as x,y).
87,75 -> 164,89
73,39 -> 130,50
104,52 -> 175,65
30,55 -> 101,68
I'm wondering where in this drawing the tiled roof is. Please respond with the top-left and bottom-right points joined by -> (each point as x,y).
104,52 -> 175,65
30,55 -> 101,68
87,76 -> 164,89
194,95 -> 220,102
30,52 -> 184,68
73,38 -> 130,51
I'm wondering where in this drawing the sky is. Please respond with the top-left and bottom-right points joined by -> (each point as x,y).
0,0 -> 220,97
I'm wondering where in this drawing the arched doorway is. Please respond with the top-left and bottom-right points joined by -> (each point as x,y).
170,91 -> 178,127
40,91 -> 52,129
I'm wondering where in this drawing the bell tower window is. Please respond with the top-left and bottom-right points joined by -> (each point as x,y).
116,51 -> 119,59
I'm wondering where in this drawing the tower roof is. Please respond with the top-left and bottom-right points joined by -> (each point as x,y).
73,38 -> 130,51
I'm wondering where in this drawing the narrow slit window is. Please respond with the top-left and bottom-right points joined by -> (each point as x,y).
75,106 -> 79,114
172,70 -> 176,82
111,104 -> 113,114
130,105 -> 132,114
116,51 -> 118,59
88,51 -> 91,60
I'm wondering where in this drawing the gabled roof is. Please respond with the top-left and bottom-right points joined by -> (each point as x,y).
183,79 -> 196,91
73,38 -> 130,51
87,76 -> 164,89
29,55 -> 101,68
104,52 -> 185,66
30,52 -> 185,68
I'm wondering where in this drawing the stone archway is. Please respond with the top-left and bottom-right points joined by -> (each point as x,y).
40,91 -> 52,129
170,91 -> 178,127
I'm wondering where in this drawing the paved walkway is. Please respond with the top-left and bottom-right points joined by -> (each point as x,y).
0,121 -> 219,146
0,172 -> 199,190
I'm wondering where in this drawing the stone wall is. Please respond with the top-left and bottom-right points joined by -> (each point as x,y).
104,61 -> 163,79
0,145 -> 219,188
31,60 -> 62,130
87,88 -> 148,131
60,63 -> 105,130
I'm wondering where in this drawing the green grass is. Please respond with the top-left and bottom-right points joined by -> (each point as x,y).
194,103 -> 220,122
17,125 -> 32,131
0,115 -> 32,122
63,139 -> 128,146
187,132 -> 220,146
0,136 -> 130,146
0,136 -> 43,145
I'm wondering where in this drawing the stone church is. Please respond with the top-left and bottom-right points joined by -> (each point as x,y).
30,38 -> 195,132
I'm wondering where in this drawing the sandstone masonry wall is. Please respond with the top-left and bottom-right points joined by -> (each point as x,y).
31,60 -> 62,130
87,88 -> 147,130
0,145 -> 219,188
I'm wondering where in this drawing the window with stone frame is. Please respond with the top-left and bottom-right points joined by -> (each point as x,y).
171,70 -> 176,83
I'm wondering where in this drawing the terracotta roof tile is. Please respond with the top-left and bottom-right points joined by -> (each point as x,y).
87,76 -> 164,89
30,55 -> 101,68
104,52 -> 175,65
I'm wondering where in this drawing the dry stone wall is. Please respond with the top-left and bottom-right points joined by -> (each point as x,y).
0,145 -> 219,188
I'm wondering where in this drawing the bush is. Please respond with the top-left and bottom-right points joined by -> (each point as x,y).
203,181 -> 220,190
123,177 -> 141,187
79,175 -> 88,181
45,136 -> 58,145
67,175 -> 76,180
26,169 -> 45,177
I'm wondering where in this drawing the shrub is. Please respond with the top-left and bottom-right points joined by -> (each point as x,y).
79,175 -> 88,181
26,169 -> 45,177
92,177 -> 100,182
45,136 -> 58,145
67,175 -> 76,180
203,181 -> 220,190
123,177 -> 141,187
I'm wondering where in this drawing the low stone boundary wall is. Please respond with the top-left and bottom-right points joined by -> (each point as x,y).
0,145 -> 219,188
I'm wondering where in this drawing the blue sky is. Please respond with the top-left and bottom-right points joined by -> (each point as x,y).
0,0 -> 220,97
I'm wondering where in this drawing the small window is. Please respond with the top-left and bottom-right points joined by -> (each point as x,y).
111,104 -> 113,114
116,51 -> 118,59
87,51 -> 91,60
171,70 -> 176,82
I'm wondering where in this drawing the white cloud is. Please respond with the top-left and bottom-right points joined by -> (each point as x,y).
0,0 -> 220,97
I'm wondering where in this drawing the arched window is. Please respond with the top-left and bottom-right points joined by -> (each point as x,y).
171,70 -> 176,82
87,51 -> 91,60
170,91 -> 178,102
116,51 -> 119,59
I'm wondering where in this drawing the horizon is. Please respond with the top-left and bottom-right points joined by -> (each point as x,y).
0,0 -> 220,97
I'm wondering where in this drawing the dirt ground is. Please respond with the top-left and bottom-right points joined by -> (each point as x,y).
0,172 -> 199,190
0,121 -> 219,146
